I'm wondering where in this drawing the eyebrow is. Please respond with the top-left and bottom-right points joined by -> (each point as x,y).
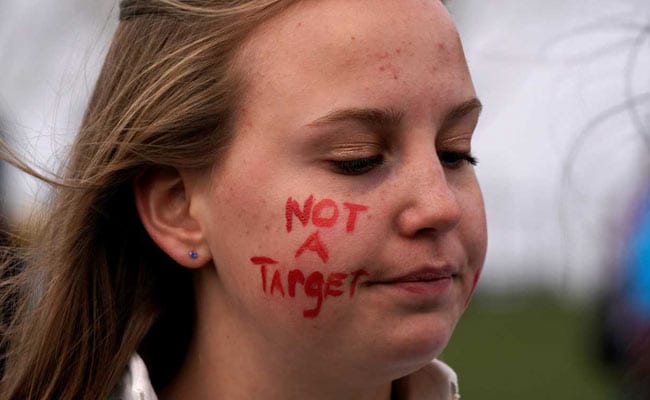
441,97 -> 483,127
307,107 -> 404,131
306,97 -> 482,131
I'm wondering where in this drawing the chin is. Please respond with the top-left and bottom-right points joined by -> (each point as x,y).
378,313 -> 458,379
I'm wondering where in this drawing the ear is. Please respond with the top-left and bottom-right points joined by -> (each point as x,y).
133,167 -> 210,269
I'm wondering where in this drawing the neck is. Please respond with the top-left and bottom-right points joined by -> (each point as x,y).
161,268 -> 393,400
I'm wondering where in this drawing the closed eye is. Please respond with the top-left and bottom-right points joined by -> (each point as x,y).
439,152 -> 478,169
330,154 -> 384,175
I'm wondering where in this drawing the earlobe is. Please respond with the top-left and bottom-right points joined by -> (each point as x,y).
133,167 -> 210,269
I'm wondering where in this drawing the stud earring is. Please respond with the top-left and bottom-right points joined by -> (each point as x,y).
189,250 -> 198,260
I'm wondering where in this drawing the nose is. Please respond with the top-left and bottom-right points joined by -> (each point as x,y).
395,154 -> 462,237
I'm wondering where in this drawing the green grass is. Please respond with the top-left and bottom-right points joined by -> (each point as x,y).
440,294 -> 618,399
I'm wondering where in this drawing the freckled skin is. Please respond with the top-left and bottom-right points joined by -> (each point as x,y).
378,63 -> 402,80
171,1 -> 487,399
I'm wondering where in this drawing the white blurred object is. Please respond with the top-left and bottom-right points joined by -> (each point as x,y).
449,0 -> 650,298
0,0 -> 118,219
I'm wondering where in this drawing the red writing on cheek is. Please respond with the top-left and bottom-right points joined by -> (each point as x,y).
286,195 -> 314,232
250,256 -> 278,293
349,269 -> 369,297
285,195 -> 369,233
250,258 -> 368,319
255,195 -> 370,318
288,269 -> 305,297
303,272 -> 324,318
294,230 -> 329,263
343,202 -> 369,233
311,199 -> 339,228
271,270 -> 285,297
325,272 -> 347,298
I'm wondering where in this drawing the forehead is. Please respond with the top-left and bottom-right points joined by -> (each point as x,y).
237,0 -> 472,125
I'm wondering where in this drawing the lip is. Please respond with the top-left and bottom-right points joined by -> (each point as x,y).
367,266 -> 457,296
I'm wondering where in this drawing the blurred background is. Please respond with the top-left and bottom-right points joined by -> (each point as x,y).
1,0 -> 649,398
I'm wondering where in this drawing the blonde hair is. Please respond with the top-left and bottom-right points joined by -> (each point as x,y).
0,1 -> 298,398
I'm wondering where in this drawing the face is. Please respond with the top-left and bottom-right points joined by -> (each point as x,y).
190,0 -> 486,384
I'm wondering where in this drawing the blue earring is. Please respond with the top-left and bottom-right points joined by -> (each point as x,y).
189,250 -> 198,260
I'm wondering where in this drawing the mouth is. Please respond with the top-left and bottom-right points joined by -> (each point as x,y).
366,267 -> 458,296
369,266 -> 458,284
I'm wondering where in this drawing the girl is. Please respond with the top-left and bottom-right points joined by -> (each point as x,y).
0,0 -> 486,398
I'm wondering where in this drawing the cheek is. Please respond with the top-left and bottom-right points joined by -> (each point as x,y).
469,189 -> 488,261
204,165 -> 288,255
455,174 -> 487,252
459,185 -> 487,296
198,179 -> 291,297
208,190 -> 373,320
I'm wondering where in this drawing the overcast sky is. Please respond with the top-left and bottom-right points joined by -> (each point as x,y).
1,0 -> 649,298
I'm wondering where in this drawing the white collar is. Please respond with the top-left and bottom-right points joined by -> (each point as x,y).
110,354 -> 158,400
114,354 -> 460,400
393,359 -> 461,400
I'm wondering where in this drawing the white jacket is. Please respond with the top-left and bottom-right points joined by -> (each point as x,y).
113,354 -> 460,400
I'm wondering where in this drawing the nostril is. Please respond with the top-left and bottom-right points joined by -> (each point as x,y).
413,226 -> 437,238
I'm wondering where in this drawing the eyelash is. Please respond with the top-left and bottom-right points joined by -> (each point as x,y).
439,151 -> 479,169
330,152 -> 477,176
330,154 -> 385,175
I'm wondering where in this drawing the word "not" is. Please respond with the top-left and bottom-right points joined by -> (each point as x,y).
286,195 -> 368,233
